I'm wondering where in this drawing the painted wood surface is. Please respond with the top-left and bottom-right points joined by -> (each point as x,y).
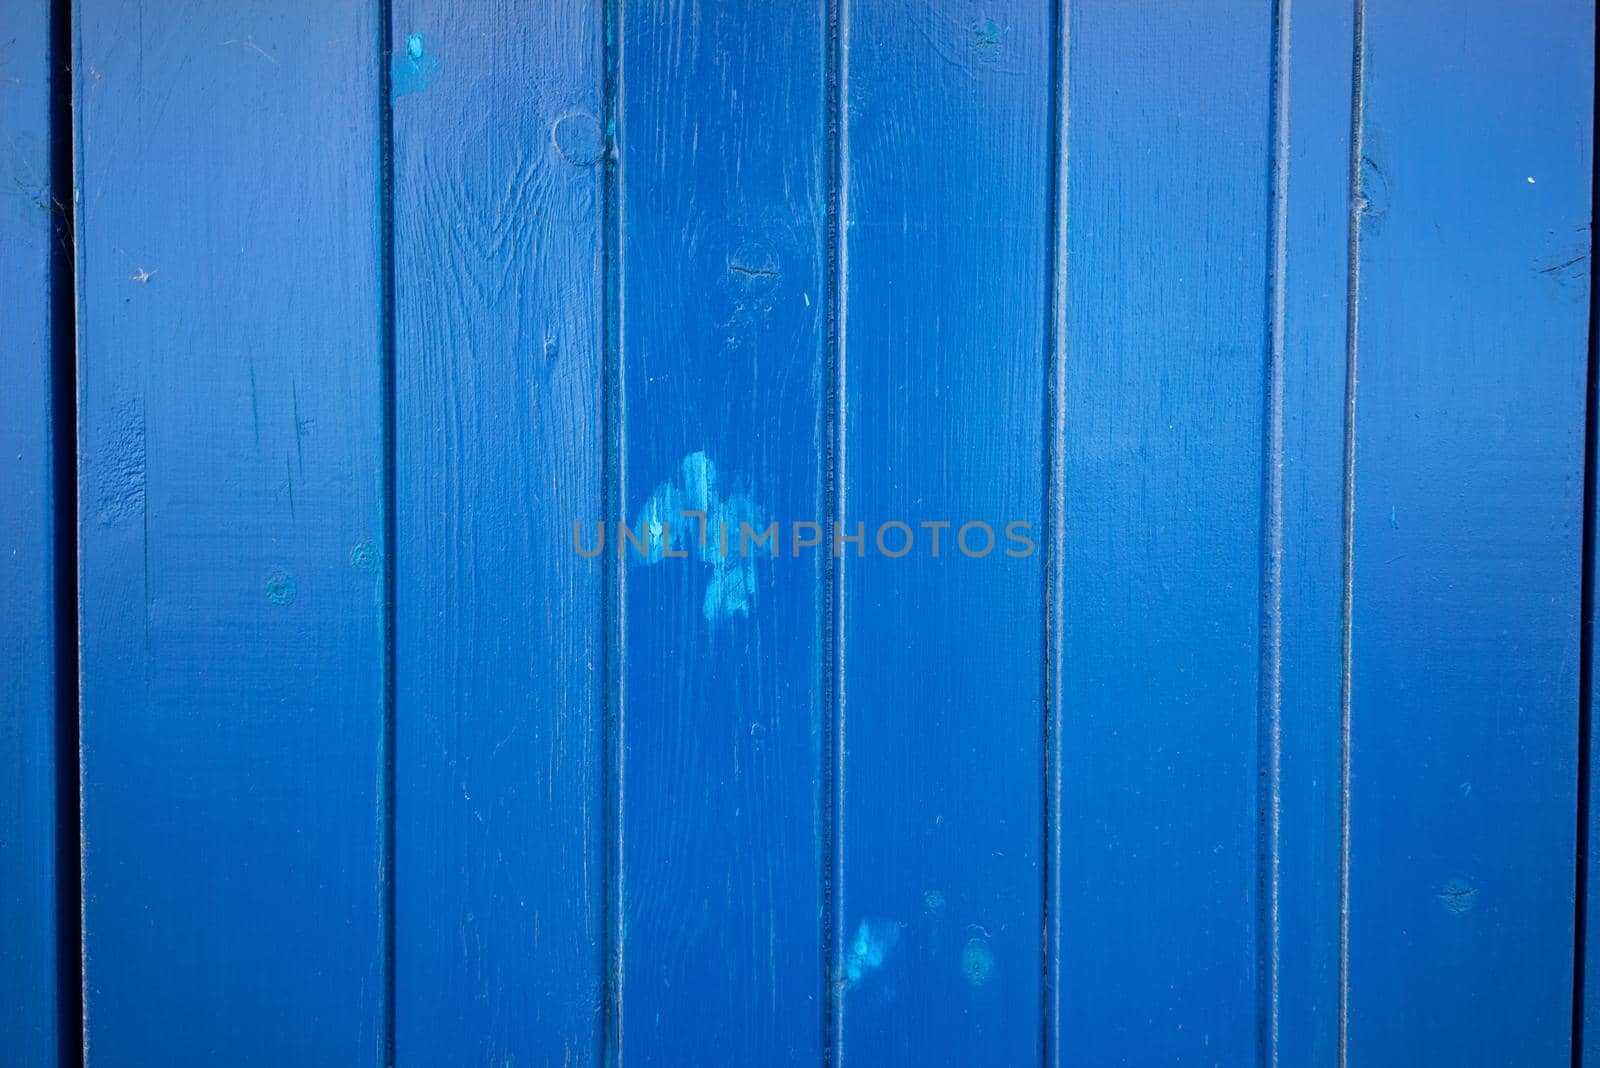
837,4 -> 1050,1063
615,1 -> 828,1061
1056,3 -> 1274,1062
73,2 -> 388,1062
1,4 -> 70,1064
8,1 -> 1591,1064
1347,3 -> 1594,1063
389,5 -> 606,1064
1275,2 -> 1358,1063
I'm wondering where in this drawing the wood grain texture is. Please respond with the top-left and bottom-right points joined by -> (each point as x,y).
390,5 -> 606,1064
1056,1 -> 1274,1062
73,3 -> 388,1062
1275,3 -> 1356,1063
614,1 -> 829,1062
1347,3 -> 1593,1062
836,3 -> 1049,1062
1,4 -> 69,1063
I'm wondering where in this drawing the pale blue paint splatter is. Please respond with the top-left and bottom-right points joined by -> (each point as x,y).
392,32 -> 438,98
633,451 -> 762,621
843,919 -> 900,985
962,938 -> 995,986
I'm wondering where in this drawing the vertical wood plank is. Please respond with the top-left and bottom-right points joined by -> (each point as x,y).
615,1 -> 829,1062
1276,4 -> 1356,1064
74,3 -> 388,1062
1,3 -> 69,1063
1586,12 -> 1600,1054
1347,3 -> 1593,1062
1056,2 -> 1274,1061
389,4 -> 607,1063
837,3 -> 1050,1062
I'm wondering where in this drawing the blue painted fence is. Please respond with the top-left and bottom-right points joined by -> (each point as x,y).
2,1 -> 1598,1064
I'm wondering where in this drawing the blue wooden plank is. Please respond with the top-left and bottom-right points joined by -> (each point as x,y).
1347,3 -> 1592,1063
73,3 -> 388,1062
389,4 -> 607,1063
615,1 -> 828,1061
1587,24 -> 1600,1055
836,4 -> 1050,1062
1,4 -> 70,1064
1275,3 -> 1356,1064
1056,1 -> 1274,1061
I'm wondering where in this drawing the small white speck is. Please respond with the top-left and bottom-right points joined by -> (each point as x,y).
1527,176 -> 1536,184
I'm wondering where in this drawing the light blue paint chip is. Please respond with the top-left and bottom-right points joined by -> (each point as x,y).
633,451 -> 762,622
392,32 -> 439,98
962,938 -> 996,986
843,919 -> 900,985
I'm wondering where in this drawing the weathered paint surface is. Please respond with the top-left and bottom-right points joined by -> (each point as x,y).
390,2 -> 606,1064
616,0 -> 829,1061
0,1 -> 1589,1064
74,2 -> 388,1063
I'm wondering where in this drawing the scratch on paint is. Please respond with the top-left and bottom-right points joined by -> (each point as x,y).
633,451 -> 762,621
843,919 -> 900,986
1437,878 -> 1478,915
392,32 -> 438,98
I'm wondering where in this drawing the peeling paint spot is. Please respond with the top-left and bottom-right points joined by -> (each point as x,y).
843,919 -> 900,985
962,938 -> 995,986
93,399 -> 146,526
923,890 -> 945,912
633,451 -> 762,621
392,33 -> 438,98
265,571 -> 297,606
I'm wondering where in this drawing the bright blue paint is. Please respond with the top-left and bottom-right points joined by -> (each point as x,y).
1,3 -> 68,1063
1348,3 -> 1592,1062
617,0 -> 827,1061
75,2 -> 388,1062
839,1 -> 1050,1063
1275,0 -> 1356,1062
391,2 -> 606,1063
1057,3 -> 1273,1062
15,4 -> 1595,1064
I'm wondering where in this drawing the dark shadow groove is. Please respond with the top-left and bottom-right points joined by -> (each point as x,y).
822,0 -> 844,1063
1570,9 -> 1599,1065
50,0 -> 84,1063
1259,1 -> 1292,1064
1041,0 -> 1068,1064
1338,3 -> 1367,1065
376,2 -> 398,1063
602,0 -> 624,1061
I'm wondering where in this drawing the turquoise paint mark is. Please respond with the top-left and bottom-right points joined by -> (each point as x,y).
265,571 -> 296,606
961,938 -> 995,986
843,919 -> 900,985
633,451 -> 762,621
392,32 -> 438,98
